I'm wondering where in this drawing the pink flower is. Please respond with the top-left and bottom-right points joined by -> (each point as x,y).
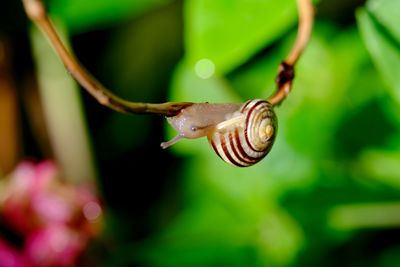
1,161 -> 61,233
0,240 -> 29,267
24,225 -> 86,267
1,161 -> 102,233
0,160 -> 103,267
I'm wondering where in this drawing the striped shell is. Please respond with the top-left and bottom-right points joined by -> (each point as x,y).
208,99 -> 277,167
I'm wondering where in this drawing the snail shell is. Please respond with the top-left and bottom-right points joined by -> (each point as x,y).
208,99 -> 277,167
162,99 -> 277,167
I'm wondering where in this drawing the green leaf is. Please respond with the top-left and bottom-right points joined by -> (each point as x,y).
355,149 -> 400,190
328,202 -> 400,230
367,0 -> 400,42
49,0 -> 173,32
170,61 -> 241,103
184,0 -> 297,73
356,8 -> 400,104
139,188 -> 303,267
227,41 -> 286,100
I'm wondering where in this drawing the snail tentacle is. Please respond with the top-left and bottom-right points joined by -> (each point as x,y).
160,135 -> 184,149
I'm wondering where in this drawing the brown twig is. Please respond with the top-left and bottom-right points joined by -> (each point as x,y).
23,0 -> 313,113
22,0 -> 193,117
268,0 -> 314,106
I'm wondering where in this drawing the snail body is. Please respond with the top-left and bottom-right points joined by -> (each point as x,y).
163,99 -> 277,167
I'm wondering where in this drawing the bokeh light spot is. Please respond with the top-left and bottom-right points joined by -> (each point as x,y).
83,202 -> 102,222
194,58 -> 215,79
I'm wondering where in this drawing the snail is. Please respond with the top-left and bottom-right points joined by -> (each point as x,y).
162,99 -> 277,167
22,0 -> 313,167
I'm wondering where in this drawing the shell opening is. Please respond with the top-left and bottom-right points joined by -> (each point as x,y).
215,114 -> 245,131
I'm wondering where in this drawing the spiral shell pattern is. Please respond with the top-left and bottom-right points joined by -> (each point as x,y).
208,99 -> 277,167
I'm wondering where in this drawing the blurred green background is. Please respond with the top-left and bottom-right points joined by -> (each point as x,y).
1,0 -> 400,266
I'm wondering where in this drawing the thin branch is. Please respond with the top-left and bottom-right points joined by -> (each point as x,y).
23,0 -> 313,112
268,0 -> 314,106
22,0 -> 193,117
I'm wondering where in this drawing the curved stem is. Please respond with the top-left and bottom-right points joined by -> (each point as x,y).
23,0 -> 313,112
22,0 -> 193,117
268,0 -> 314,106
